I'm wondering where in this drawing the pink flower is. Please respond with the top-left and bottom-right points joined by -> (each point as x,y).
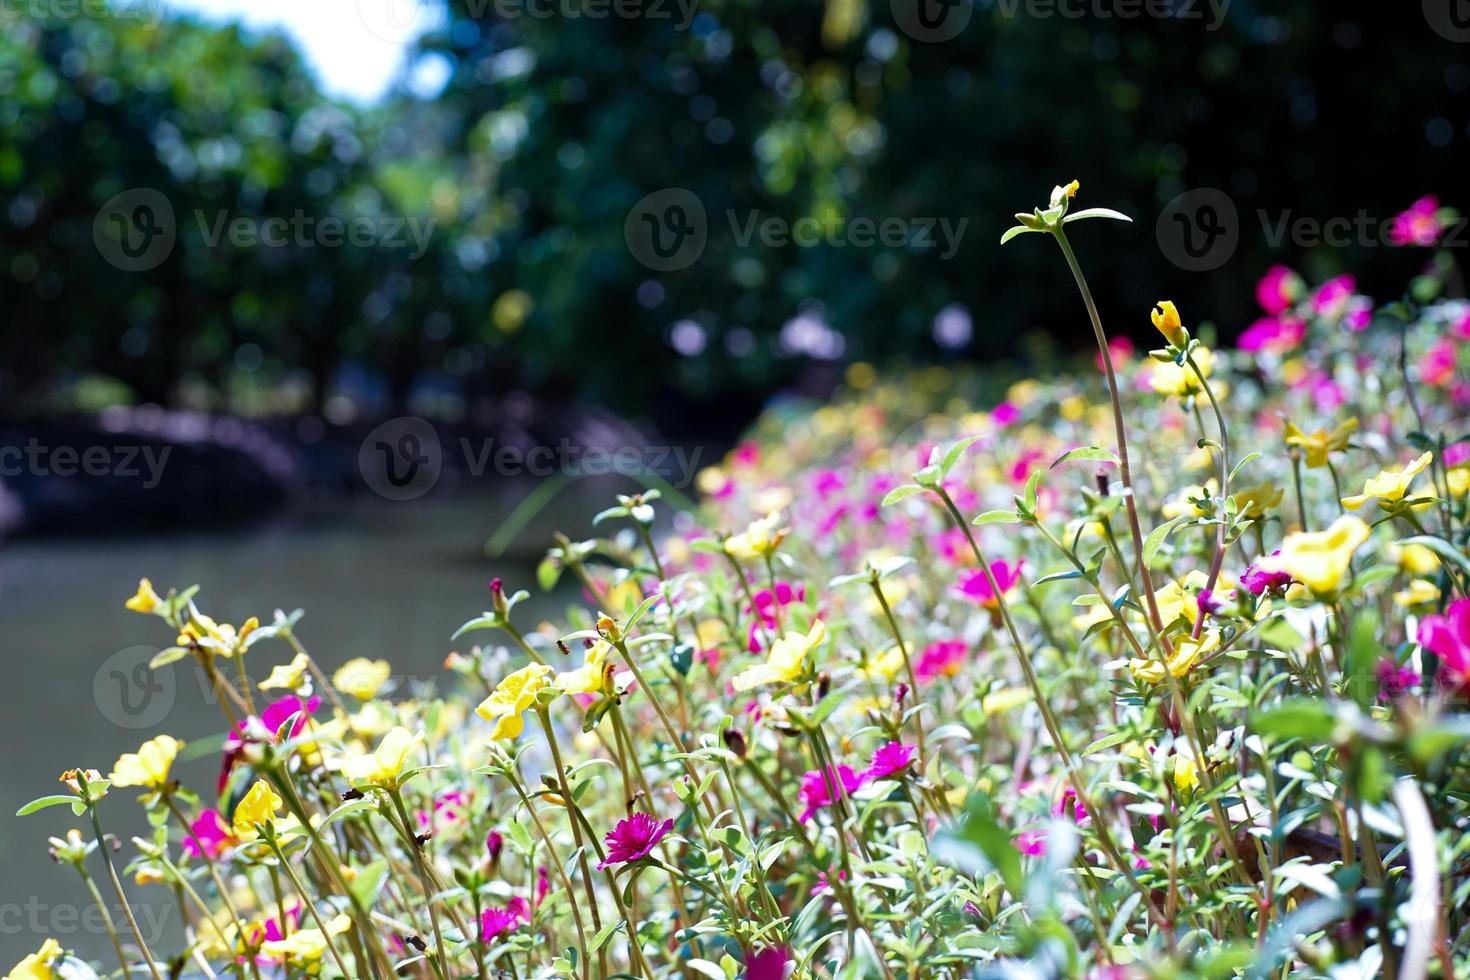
219,694 -> 321,792
1420,339 -> 1459,387
1052,787 -> 1089,827
990,401 -> 1020,428
797,765 -> 864,823
181,809 -> 234,860
954,560 -> 1024,609
1015,830 -> 1046,856
479,896 -> 529,941
1312,275 -> 1357,320
1376,659 -> 1421,702
1242,552 -> 1293,595
260,694 -> 321,739
485,830 -> 504,863
746,947 -> 791,980
1389,195 -> 1443,247
1256,265 -> 1301,315
915,639 -> 967,682
1095,335 -> 1134,372
861,742 -> 915,782
1419,599 -> 1470,696
534,866 -> 550,908
597,812 -> 674,869
809,868 -> 846,897
1238,316 -> 1305,355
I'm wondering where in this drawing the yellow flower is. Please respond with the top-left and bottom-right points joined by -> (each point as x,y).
342,726 -> 424,787
1128,630 -> 1220,684
178,613 -> 259,658
1284,417 -> 1358,469
981,687 -> 1031,716
124,578 -> 162,614
333,658 -> 392,700
1150,346 -> 1214,396
1172,753 -> 1199,793
260,913 -> 351,965
1162,482 -> 1217,519
861,646 -> 907,683
732,620 -> 827,691
231,779 -> 283,841
109,735 -> 184,790
1233,481 -> 1284,519
1150,300 -> 1187,347
724,512 -> 787,561
1260,514 -> 1372,595
1394,579 -> 1440,608
1341,452 -> 1433,510
555,641 -> 611,696
1448,465 -> 1468,498
1391,542 -> 1440,576
259,653 -> 311,692
134,867 -> 165,886
476,663 -> 555,740
7,938 -> 63,980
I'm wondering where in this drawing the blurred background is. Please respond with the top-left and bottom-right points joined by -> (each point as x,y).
1,0 -> 1467,961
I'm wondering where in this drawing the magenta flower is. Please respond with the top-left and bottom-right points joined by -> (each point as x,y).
745,947 -> 791,980
1419,339 -> 1459,387
861,741 -> 915,782
1419,598 -> 1470,696
1238,315 -> 1305,355
1052,787 -> 1089,827
797,764 -> 864,823
181,808 -> 234,860
485,829 -> 505,863
1388,195 -> 1444,247
1242,552 -> 1293,596
219,694 -> 321,791
1312,275 -> 1360,321
915,639 -> 967,682
479,896 -> 529,941
1014,830 -> 1046,856
1256,265 -> 1301,315
597,812 -> 674,869
534,865 -> 550,908
1376,659 -> 1421,702
954,560 -> 1024,609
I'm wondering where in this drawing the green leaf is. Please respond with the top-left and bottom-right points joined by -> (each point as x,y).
932,791 -> 1024,896
938,436 -> 982,480
1142,516 -> 1187,566
588,920 -> 625,953
972,510 -> 1022,526
1023,469 -> 1043,512
148,647 -> 189,669
452,614 -> 500,640
1049,446 -> 1120,469
1228,451 -> 1263,483
1061,207 -> 1132,224
16,794 -> 78,816
1251,699 -> 1336,742
1000,225 -> 1039,245
881,484 -> 927,507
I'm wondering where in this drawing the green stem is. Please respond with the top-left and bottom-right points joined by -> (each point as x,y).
89,807 -> 165,980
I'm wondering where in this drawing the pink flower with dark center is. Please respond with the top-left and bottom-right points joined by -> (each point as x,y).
861,741 -> 915,782
954,561 -> 1024,609
479,896 -> 529,941
597,812 -> 674,869
1389,195 -> 1443,247
1256,265 -> 1301,315
797,765 -> 864,823
746,947 -> 791,980
915,639 -> 967,682
1242,553 -> 1293,596
1376,659 -> 1421,702
1419,598 -> 1470,696
181,809 -> 234,860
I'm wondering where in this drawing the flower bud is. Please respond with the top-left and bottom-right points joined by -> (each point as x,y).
722,728 -> 748,758
1150,301 -> 1188,348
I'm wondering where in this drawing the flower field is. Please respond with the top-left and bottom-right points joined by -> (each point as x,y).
11,185 -> 1470,979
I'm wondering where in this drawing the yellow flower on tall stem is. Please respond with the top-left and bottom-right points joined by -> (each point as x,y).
231,779 -> 282,841
341,726 -> 425,788
109,735 -> 184,791
555,640 -> 611,696
1341,452 -> 1433,510
1283,418 -> 1358,468
476,663 -> 555,739
6,938 -> 64,980
732,620 -> 827,691
1150,300 -> 1188,348
124,578 -> 162,614
1256,514 -> 1371,595
333,658 -> 393,700
1128,629 -> 1219,684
